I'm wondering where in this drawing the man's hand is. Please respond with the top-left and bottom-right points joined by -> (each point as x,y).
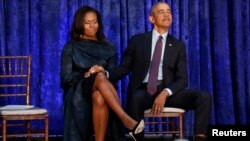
151,90 -> 169,116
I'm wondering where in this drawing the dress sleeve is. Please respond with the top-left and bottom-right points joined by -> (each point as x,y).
60,43 -> 82,91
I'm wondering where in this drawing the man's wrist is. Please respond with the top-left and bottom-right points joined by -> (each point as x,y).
164,88 -> 172,96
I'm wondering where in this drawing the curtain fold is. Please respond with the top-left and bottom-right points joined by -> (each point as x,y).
210,0 -> 235,124
0,0 -> 249,136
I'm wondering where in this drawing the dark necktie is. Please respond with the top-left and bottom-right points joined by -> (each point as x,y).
147,36 -> 163,95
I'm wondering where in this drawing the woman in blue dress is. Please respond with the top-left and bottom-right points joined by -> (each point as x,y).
60,6 -> 144,141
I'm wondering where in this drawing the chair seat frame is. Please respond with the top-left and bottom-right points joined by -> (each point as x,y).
144,108 -> 184,138
1,114 -> 49,141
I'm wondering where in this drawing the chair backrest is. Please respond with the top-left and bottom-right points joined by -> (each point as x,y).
0,55 -> 31,105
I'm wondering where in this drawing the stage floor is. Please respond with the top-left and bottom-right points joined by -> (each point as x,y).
3,136 -> 193,141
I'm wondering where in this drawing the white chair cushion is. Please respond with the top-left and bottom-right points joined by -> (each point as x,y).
0,106 -> 47,115
144,107 -> 185,114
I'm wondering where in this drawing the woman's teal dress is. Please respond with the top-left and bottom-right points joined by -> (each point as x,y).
60,39 -> 125,141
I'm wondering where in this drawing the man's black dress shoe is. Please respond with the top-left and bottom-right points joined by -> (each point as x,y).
128,119 -> 145,141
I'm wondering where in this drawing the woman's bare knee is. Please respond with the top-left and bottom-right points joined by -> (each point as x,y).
93,72 -> 110,88
92,90 -> 107,106
95,72 -> 107,82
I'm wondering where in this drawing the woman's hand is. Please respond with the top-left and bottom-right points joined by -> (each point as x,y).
84,65 -> 105,78
84,71 -> 91,78
89,65 -> 105,74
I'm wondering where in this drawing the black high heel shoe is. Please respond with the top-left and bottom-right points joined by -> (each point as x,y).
128,119 -> 145,141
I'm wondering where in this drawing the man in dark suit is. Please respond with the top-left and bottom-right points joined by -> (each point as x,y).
90,1 -> 211,141
109,2 -> 211,141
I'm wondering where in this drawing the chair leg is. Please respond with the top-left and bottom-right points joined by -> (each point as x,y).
3,119 -> 7,141
179,115 -> 183,139
26,120 -> 31,141
45,116 -> 49,141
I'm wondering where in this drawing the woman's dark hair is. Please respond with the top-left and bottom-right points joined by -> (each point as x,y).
70,6 -> 105,41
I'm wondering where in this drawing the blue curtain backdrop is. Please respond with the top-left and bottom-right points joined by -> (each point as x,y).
0,0 -> 249,136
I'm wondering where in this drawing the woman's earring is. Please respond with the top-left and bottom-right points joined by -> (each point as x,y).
80,34 -> 83,38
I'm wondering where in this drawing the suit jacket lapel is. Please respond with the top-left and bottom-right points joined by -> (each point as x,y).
163,35 -> 172,63
163,35 -> 173,78
143,32 -> 152,70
